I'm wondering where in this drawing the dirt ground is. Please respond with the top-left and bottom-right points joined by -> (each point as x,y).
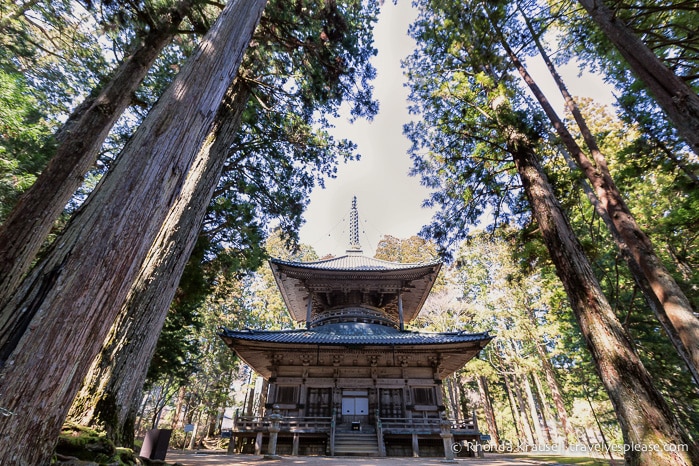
163,451 -> 551,466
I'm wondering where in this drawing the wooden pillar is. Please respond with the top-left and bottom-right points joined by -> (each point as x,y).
411,433 -> 420,457
404,383 -> 412,421
267,381 -> 277,408
305,293 -> 313,329
398,291 -> 404,331
227,434 -> 236,454
292,433 -> 300,456
254,432 -> 263,455
299,382 -> 308,418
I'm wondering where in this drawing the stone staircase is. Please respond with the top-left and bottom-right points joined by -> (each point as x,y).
333,432 -> 380,456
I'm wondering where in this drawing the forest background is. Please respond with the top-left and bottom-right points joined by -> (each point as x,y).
0,0 -> 697,464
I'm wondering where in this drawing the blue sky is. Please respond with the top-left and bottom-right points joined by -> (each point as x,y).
298,1 -> 614,258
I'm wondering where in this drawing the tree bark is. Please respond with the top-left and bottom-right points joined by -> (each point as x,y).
0,1 -> 266,463
500,14 -> 699,386
502,372 -> 525,446
476,376 -> 500,446
173,386 -> 187,431
523,305 -> 577,447
0,0 -> 198,310
532,332 -> 576,447
257,379 -> 269,417
445,376 -> 460,418
513,373 -> 538,446
576,0 -> 699,156
67,76 -> 251,447
519,370 -> 545,445
531,372 -> 553,444
510,130 -> 698,465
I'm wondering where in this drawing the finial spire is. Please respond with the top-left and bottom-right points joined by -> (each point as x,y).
347,196 -> 362,254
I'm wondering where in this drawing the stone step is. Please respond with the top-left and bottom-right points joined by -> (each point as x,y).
334,433 -> 380,456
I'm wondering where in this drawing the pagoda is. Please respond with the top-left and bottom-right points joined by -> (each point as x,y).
219,198 -> 492,457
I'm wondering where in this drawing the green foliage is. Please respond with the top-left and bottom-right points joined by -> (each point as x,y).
0,69 -> 55,219
375,234 -> 439,263
405,0 -> 699,439
1,1 -> 110,119
203,0 -> 379,254
550,0 -> 699,156
405,0 -> 535,256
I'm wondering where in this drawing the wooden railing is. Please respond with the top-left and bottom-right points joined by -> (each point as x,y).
233,415 -> 332,432
330,412 -> 336,456
450,419 -> 478,431
375,410 -> 386,456
379,417 -> 477,433
233,415 -> 267,431
284,416 -> 333,431
380,417 -> 441,433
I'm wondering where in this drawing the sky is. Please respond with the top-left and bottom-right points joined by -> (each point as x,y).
297,1 -> 615,258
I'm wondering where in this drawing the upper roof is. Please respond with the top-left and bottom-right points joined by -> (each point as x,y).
271,254 -> 441,272
270,255 -> 442,323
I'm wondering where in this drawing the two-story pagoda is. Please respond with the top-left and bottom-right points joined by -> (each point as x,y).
220,198 -> 492,457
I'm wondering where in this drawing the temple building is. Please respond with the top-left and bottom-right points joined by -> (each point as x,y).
219,198 -> 492,457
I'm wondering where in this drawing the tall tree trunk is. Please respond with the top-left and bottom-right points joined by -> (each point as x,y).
509,128 -> 698,465
245,373 -> 255,416
583,382 -> 616,463
173,386 -> 187,431
524,308 -> 577,447
575,0 -> 699,156
500,14 -> 699,386
67,76 -> 251,447
0,0 -> 199,310
447,374 -> 462,419
120,399 -> 140,449
519,372 -> 546,445
515,373 -> 539,446
531,372 -> 553,444
532,334 -> 576,447
0,2 -> 267,463
476,376 -> 500,446
257,379 -> 269,417
133,392 -> 150,440
502,372 -> 525,446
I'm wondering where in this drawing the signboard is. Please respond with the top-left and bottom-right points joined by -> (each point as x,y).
480,434 -> 491,441
184,424 -> 195,433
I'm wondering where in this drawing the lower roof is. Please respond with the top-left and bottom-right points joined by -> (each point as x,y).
219,323 -> 492,379
219,322 -> 491,346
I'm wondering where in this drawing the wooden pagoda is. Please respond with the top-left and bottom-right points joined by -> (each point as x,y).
219,198 -> 492,457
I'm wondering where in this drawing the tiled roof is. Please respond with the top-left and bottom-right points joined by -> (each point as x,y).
271,255 -> 442,272
219,322 -> 491,346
